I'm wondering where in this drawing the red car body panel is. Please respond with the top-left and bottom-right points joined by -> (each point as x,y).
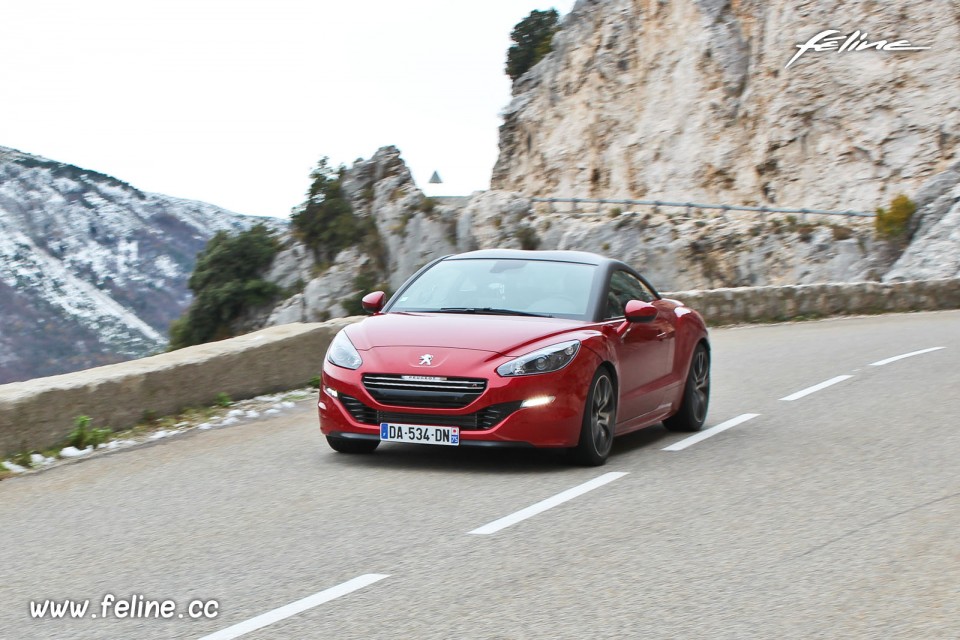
319,297 -> 708,448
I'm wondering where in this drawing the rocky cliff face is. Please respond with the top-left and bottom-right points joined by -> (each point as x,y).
492,0 -> 959,212
885,160 -> 960,281
248,147 -> 911,329
0,146 -> 275,383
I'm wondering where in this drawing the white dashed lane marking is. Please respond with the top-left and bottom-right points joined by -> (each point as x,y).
869,346 -> 945,367
780,375 -> 853,401
197,574 -> 389,640
468,472 -> 629,535
662,413 -> 761,451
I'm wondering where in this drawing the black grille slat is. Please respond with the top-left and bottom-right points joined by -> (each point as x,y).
362,374 -> 487,409
378,411 -> 478,429
339,395 -> 378,424
337,395 -> 520,431
478,402 -> 523,429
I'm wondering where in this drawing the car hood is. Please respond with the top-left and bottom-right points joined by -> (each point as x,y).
345,312 -> 589,356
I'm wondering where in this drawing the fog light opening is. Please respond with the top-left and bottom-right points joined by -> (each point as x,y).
318,400 -> 327,410
521,395 -> 555,408
324,386 -> 339,399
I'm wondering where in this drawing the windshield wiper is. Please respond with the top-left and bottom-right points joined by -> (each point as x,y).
437,307 -> 552,318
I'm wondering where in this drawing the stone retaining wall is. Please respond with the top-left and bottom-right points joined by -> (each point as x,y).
665,278 -> 960,325
0,319 -> 355,456
2,279 -> 958,456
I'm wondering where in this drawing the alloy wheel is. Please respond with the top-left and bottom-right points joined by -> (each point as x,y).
592,374 -> 615,455
691,348 -> 710,424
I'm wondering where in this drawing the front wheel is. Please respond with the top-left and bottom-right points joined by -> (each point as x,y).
571,368 -> 617,466
663,343 -> 710,432
326,435 -> 380,454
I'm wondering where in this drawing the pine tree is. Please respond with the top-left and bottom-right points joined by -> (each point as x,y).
506,9 -> 560,82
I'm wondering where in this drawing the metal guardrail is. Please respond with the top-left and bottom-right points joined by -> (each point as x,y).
530,197 -> 875,218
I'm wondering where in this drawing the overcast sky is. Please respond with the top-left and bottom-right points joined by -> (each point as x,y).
0,0 -> 576,218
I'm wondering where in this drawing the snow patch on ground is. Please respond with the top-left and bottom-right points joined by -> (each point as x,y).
59,446 -> 93,458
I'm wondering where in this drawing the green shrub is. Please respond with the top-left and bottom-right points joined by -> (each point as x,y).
831,225 -> 854,241
12,451 -> 33,468
875,194 -> 916,239
215,393 -> 232,407
170,224 -> 281,349
309,375 -> 321,389
291,158 -> 365,265
506,9 -> 560,81
516,226 -> 541,250
67,415 -> 112,450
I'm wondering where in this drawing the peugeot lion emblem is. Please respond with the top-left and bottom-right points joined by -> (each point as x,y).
419,354 -> 434,366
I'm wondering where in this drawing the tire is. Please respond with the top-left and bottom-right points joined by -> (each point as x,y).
571,368 -> 617,466
326,435 -> 380,454
663,343 -> 710,432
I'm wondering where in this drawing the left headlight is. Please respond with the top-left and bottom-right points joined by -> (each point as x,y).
497,340 -> 580,377
326,330 -> 363,370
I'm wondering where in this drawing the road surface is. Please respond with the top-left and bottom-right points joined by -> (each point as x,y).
1,311 -> 958,639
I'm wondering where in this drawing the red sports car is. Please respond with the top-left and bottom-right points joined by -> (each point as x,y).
319,250 -> 710,465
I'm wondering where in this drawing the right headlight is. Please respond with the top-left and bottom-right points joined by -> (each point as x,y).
496,340 -> 580,377
326,330 -> 363,370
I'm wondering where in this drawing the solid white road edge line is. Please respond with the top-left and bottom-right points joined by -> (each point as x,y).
468,472 -> 629,535
780,375 -> 853,401
196,574 -> 389,640
662,413 -> 760,452
869,346 -> 946,367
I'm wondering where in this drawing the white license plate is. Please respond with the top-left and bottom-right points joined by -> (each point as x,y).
380,423 -> 460,446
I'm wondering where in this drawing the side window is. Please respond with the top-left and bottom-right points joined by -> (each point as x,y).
604,271 -> 656,319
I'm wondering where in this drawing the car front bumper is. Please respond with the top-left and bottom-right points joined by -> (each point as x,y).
318,353 -> 598,448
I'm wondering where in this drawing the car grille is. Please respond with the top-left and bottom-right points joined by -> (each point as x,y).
338,395 -> 520,431
362,374 -> 487,409
338,395 -> 378,424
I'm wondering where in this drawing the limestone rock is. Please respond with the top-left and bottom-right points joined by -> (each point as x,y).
493,0 -> 960,213
884,164 -> 960,281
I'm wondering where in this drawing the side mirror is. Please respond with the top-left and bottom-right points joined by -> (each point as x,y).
624,300 -> 657,323
361,291 -> 386,314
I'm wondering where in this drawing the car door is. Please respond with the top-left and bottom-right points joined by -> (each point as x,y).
603,270 -> 675,423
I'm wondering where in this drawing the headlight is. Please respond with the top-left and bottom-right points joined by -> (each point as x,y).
497,340 -> 580,377
326,330 -> 363,370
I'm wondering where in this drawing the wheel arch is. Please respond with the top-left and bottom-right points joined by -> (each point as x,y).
597,360 -> 619,400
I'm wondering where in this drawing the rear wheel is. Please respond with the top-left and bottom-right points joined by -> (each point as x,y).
571,368 -> 617,466
663,343 -> 710,432
326,435 -> 380,454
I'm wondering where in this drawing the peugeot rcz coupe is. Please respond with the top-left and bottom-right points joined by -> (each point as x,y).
319,250 -> 710,465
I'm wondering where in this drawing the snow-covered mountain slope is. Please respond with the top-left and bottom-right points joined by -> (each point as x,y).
0,145 -> 283,383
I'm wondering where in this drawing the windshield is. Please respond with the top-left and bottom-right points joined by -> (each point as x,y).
389,258 -> 597,319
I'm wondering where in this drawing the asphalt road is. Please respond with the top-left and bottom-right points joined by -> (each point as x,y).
1,311 -> 958,639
